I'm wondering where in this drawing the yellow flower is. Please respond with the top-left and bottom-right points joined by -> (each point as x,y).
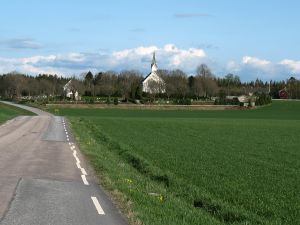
159,195 -> 163,202
124,178 -> 133,184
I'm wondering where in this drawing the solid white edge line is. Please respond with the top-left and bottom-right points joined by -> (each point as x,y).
81,175 -> 89,185
81,167 -> 87,175
91,197 -> 105,215
76,161 -> 81,169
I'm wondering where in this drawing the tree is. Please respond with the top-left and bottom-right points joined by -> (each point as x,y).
99,72 -> 117,98
196,64 -> 218,98
84,71 -> 94,96
193,75 -> 204,99
118,70 -> 142,100
170,69 -> 188,98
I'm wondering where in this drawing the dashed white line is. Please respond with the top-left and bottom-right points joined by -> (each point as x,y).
81,167 -> 88,175
81,174 -> 89,185
91,197 -> 105,215
76,161 -> 81,169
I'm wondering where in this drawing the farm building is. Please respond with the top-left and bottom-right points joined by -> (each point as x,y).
63,79 -> 80,100
279,88 -> 288,99
142,52 -> 165,94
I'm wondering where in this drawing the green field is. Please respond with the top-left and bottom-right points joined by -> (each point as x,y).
50,101 -> 300,225
0,102 -> 34,124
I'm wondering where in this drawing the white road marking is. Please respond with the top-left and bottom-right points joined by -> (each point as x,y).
73,152 -> 80,164
81,167 -> 88,175
81,175 -> 89,185
76,161 -> 81,169
91,197 -> 105,215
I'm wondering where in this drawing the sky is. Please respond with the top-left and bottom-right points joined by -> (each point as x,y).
0,0 -> 299,81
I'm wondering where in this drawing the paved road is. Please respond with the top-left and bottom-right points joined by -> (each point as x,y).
0,101 -> 128,225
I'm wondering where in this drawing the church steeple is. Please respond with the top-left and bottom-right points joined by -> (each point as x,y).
151,52 -> 158,72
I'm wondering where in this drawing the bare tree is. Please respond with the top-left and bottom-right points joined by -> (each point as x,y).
99,72 -> 117,98
196,64 -> 218,98
118,70 -> 142,100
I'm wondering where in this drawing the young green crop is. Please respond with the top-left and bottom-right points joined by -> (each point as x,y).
49,101 -> 300,225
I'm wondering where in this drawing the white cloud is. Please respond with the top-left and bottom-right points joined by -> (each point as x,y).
224,56 -> 300,81
242,56 -> 271,67
0,44 -> 207,76
0,46 -> 299,81
279,59 -> 300,73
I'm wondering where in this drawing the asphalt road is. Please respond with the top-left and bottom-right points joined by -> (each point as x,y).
0,101 -> 128,225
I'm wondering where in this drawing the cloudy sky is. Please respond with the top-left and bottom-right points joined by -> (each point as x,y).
0,0 -> 299,81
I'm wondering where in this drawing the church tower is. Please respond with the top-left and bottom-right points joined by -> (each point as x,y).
142,52 -> 165,93
151,52 -> 158,72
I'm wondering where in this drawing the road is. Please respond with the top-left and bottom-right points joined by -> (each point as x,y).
0,101 -> 128,225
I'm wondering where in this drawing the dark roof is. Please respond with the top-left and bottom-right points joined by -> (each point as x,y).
141,72 -> 152,83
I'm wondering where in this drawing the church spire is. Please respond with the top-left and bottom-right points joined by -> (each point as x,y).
151,52 -> 158,72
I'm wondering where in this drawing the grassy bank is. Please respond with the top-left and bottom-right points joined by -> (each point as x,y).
0,102 -> 34,124
48,101 -> 300,225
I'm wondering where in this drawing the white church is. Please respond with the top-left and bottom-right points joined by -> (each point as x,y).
142,52 -> 165,93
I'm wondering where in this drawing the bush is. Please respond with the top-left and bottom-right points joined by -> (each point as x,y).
174,98 -> 192,105
106,97 -> 111,104
113,97 -> 118,105
255,93 -> 272,106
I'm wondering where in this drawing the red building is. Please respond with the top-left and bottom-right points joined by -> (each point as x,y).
279,88 -> 289,99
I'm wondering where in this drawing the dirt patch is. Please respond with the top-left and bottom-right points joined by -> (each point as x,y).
47,103 -> 240,111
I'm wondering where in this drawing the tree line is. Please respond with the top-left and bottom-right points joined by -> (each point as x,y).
0,64 -> 299,102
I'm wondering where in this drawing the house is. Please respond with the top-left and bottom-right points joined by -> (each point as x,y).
142,52 -> 165,94
279,88 -> 288,99
63,79 -> 80,100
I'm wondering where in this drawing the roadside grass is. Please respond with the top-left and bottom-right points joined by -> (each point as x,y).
48,101 -> 300,225
0,102 -> 34,124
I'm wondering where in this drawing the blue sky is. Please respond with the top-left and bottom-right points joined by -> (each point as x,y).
0,0 -> 299,81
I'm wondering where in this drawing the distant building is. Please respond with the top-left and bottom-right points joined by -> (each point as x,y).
64,79 -> 80,100
142,52 -> 165,93
279,88 -> 288,99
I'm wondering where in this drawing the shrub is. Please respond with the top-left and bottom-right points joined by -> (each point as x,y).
113,97 -> 118,105
255,93 -> 272,106
106,97 -> 111,104
174,98 -> 192,105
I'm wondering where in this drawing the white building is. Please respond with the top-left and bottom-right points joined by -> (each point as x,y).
142,52 -> 165,93
63,79 -> 80,100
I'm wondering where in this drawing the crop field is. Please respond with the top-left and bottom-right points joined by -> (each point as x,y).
0,102 -> 34,124
49,101 -> 300,225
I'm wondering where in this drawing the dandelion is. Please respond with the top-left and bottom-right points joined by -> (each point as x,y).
124,178 -> 133,184
159,195 -> 164,202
